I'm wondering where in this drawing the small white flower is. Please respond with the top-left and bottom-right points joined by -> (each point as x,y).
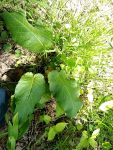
65,23 -> 71,29
87,93 -> 93,103
87,89 -> 93,103
71,38 -> 77,43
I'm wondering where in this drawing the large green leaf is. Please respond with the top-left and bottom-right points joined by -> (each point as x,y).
14,72 -> 45,123
48,71 -> 82,117
2,11 -> 53,53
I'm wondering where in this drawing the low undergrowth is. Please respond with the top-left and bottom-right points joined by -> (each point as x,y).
0,0 -> 113,149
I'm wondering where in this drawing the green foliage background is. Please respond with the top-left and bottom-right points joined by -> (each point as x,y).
0,0 -> 113,149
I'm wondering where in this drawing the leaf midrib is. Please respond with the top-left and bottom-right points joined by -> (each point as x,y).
25,75 -> 35,109
16,74 -> 35,116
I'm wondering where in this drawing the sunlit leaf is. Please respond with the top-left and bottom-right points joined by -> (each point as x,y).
48,127 -> 56,141
54,122 -> 67,133
8,113 -> 18,140
40,115 -> 51,124
89,138 -> 97,149
2,11 -> 53,53
75,130 -> 89,150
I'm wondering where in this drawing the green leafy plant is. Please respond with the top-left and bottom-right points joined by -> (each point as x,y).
2,11 -> 53,53
75,129 -> 100,150
7,70 -> 82,149
13,71 -> 82,125
48,71 -> 82,117
40,115 -> 52,125
1,0 -> 113,149
14,72 -> 46,124
48,122 -> 67,141
7,113 -> 18,150
1,9 -> 82,149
